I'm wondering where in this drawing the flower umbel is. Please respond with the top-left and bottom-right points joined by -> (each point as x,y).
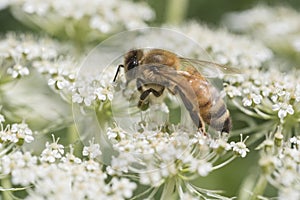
258,131 -> 300,200
0,120 -> 34,145
7,0 -> 155,43
106,125 -> 247,199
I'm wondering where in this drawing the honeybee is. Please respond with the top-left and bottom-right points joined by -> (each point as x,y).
113,49 -> 235,134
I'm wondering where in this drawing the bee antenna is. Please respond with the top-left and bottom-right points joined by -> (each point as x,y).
113,64 -> 124,82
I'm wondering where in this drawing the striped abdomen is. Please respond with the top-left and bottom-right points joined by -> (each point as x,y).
189,74 -> 231,133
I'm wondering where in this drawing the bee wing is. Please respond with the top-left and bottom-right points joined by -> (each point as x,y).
179,57 -> 241,78
135,64 -> 185,88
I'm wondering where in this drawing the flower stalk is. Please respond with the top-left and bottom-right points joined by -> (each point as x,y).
249,175 -> 267,200
166,0 -> 189,24
1,177 -> 13,200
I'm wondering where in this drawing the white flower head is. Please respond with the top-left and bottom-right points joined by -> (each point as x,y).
71,73 -> 114,106
172,22 -> 273,69
7,64 -> 29,78
10,121 -> 34,143
61,145 -> 82,164
82,138 -> 102,159
230,134 -> 250,158
110,177 -> 137,199
8,0 -> 155,43
278,188 -> 300,200
272,102 -> 294,121
224,6 -> 300,57
72,85 -> 97,106
40,134 -> 64,163
106,123 -> 237,199
224,68 -> 300,125
259,135 -> 300,198
191,160 -> 213,176
1,151 -> 38,186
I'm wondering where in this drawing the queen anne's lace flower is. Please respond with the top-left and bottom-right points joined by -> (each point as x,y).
0,33 -> 75,85
71,73 -> 114,106
230,135 -> 249,158
258,132 -> 300,200
7,0 -> 154,43
0,120 -> 34,144
10,121 -> 34,143
7,64 -> 29,78
224,6 -> 300,62
1,151 -> 38,186
272,102 -> 294,121
224,68 -> 300,124
82,138 -> 102,159
40,135 -> 65,163
106,125 -> 247,198
173,22 -> 273,69
0,136 -> 137,200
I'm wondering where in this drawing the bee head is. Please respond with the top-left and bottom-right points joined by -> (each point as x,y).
124,49 -> 143,70
113,49 -> 144,82
123,49 -> 143,80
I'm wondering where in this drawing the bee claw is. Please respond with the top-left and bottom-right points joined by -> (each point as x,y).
197,128 -> 207,136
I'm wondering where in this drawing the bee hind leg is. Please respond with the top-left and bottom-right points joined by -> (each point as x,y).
138,88 -> 165,110
188,110 -> 206,135
136,79 -> 165,110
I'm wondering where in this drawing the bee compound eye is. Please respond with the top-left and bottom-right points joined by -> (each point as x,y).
127,58 -> 138,70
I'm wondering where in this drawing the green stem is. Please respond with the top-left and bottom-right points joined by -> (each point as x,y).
1,177 -> 13,200
250,174 -> 267,200
161,177 -> 177,200
165,0 -> 189,25
212,155 -> 236,170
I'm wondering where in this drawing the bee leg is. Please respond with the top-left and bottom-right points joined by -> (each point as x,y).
136,78 -> 145,92
138,88 -> 165,110
136,78 -> 165,110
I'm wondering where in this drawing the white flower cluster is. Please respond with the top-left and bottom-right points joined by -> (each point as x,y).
258,134 -> 300,200
33,58 -> 77,91
8,0 -> 154,43
224,6 -> 300,56
0,33 -> 82,102
71,72 -> 114,106
82,138 -> 102,159
0,136 -> 137,200
174,22 -> 273,68
1,151 -> 38,186
106,125 -> 248,198
40,135 -> 65,163
230,134 -> 249,158
0,33 -> 61,79
224,68 -> 300,123
0,112 -> 34,145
